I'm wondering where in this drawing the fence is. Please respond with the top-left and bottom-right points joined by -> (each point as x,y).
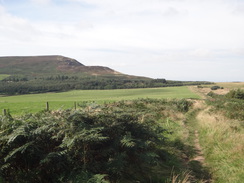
2,102 -> 77,115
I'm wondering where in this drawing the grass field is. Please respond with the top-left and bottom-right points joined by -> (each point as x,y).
0,86 -> 200,115
0,74 -> 10,80
216,82 -> 244,89
204,82 -> 244,90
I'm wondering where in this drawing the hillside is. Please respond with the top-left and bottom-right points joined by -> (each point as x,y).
0,55 -> 212,95
0,55 -> 121,76
0,55 -> 164,95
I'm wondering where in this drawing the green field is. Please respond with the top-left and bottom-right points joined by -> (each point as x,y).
0,86 -> 200,115
0,74 -> 10,80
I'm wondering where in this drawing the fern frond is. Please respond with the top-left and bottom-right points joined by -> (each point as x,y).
0,163 -> 11,170
4,141 -> 34,162
87,174 -> 109,183
40,150 -> 68,165
120,132 -> 136,148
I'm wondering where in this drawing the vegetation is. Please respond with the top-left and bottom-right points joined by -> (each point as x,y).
210,85 -> 221,90
1,54 -> 243,183
1,69 -> 244,183
225,89 -> 244,100
0,74 -> 212,95
197,110 -> 244,183
0,86 -> 200,115
207,89 -> 244,120
196,88 -> 244,182
214,82 -> 244,89
0,55 -> 84,74
0,99 -> 200,183
0,75 -> 10,81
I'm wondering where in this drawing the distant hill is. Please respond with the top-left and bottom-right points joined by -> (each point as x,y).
0,55 -> 212,95
0,55 -> 121,76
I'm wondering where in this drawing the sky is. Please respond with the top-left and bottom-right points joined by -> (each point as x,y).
0,0 -> 244,81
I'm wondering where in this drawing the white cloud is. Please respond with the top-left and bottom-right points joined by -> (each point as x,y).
30,0 -> 51,5
68,0 -> 244,50
0,0 -> 244,81
0,6 -> 39,42
232,48 -> 244,56
189,49 -> 213,58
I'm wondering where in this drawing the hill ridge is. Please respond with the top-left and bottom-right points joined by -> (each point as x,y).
0,55 -> 121,75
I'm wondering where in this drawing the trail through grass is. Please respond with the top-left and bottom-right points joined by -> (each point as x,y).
0,86 -> 200,115
186,98 -> 244,183
188,84 -> 244,183
196,107 -> 244,183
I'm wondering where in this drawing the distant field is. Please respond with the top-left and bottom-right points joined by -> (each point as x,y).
0,74 -> 10,80
0,86 -> 200,115
216,82 -> 244,89
189,82 -> 244,98
203,82 -> 244,89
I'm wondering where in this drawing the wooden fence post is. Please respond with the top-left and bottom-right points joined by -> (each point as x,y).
46,102 -> 49,111
74,102 -> 77,110
3,109 -> 7,116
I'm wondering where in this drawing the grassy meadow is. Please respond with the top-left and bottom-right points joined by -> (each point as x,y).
0,74 -> 9,81
0,86 -> 200,115
215,82 -> 244,89
202,82 -> 244,91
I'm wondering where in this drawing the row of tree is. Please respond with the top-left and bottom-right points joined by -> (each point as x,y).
0,75 -> 212,95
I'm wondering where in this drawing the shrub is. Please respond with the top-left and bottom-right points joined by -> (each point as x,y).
226,89 -> 244,100
210,85 -> 221,90
207,91 -> 218,98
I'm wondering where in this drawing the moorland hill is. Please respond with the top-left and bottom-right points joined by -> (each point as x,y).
0,55 -> 211,95
0,55 -> 121,76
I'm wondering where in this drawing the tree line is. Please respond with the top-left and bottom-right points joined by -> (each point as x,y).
0,75 -> 212,95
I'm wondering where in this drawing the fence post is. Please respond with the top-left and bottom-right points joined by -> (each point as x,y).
74,102 -> 77,110
46,102 -> 49,111
3,109 -> 7,116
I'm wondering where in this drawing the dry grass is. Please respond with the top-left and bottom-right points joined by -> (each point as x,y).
189,86 -> 229,97
189,82 -> 244,99
169,171 -> 192,183
196,107 -> 244,183
215,82 -> 244,90
167,171 -> 208,183
161,109 -> 185,121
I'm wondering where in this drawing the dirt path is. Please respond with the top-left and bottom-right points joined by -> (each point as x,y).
186,99 -> 213,182
193,130 -> 205,163
188,86 -> 208,99
191,99 -> 206,164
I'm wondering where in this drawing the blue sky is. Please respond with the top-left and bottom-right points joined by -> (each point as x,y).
0,0 -> 244,81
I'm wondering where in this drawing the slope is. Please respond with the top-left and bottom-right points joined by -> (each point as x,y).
0,55 -> 121,76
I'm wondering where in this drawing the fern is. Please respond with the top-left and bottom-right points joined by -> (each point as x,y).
39,150 -> 67,165
87,174 -> 109,183
1,99 -> 185,182
4,141 -> 34,162
120,132 -> 136,148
